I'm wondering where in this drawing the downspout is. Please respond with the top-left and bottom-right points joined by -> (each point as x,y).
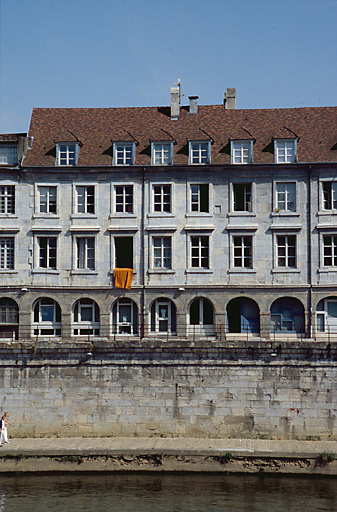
308,165 -> 313,338
140,167 -> 146,339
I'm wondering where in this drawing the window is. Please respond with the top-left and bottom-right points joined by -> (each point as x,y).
0,238 -> 14,270
274,140 -> 296,163
73,298 -> 100,336
76,186 -> 95,214
113,143 -> 135,165
189,142 -> 210,164
153,237 -> 172,269
150,299 -> 176,334
231,141 -> 253,164
38,237 -> 57,269
323,235 -> 337,266
0,298 -> 18,340
233,183 -> 252,212
191,236 -> 209,268
190,184 -> 209,212
153,185 -> 171,213
233,236 -> 252,268
0,146 -> 18,165
114,237 -> 133,268
277,235 -> 296,267
56,144 -> 78,166
33,298 -> 61,336
276,182 -> 296,212
189,298 -> 215,335
115,185 -> 133,213
0,186 -> 15,214
151,143 -> 173,165
322,182 -> 337,210
38,186 -> 57,214
76,237 -> 95,270
112,298 -> 138,335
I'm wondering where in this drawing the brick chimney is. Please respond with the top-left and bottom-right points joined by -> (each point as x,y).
170,81 -> 181,120
224,88 -> 236,109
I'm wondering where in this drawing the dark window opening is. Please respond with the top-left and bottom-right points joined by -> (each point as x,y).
115,237 -> 133,268
234,183 -> 252,212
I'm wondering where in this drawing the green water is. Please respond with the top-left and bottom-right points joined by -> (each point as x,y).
0,473 -> 335,511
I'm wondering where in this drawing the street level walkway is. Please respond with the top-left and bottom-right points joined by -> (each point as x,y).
0,437 -> 336,459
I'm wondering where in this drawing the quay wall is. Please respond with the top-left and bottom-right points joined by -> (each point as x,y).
0,339 -> 336,440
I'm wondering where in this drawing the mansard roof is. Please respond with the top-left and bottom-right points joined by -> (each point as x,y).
24,104 -> 337,166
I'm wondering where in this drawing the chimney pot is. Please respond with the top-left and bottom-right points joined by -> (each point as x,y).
188,96 -> 199,114
224,88 -> 236,109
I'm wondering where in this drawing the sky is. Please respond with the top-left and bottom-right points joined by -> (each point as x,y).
0,0 -> 336,133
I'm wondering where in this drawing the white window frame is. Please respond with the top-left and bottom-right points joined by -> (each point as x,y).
114,184 -> 134,214
75,184 -> 95,214
112,298 -> 138,336
151,236 -> 172,270
113,143 -> 135,165
232,235 -> 253,269
0,237 -> 14,270
150,298 -> 176,335
231,140 -> 253,164
322,234 -> 337,267
36,236 -> 58,270
72,299 -> 100,336
232,182 -> 252,212
33,298 -> 61,337
321,181 -> 337,211
0,185 -> 15,215
188,141 -> 211,164
36,185 -> 58,215
275,182 -> 296,212
190,235 -> 210,269
189,183 -> 210,213
56,144 -> 79,166
151,142 -> 173,165
274,139 -> 297,164
75,236 -> 95,271
0,146 -> 18,165
152,184 -> 172,213
276,234 -> 297,268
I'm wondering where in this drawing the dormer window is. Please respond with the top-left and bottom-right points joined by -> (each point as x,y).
56,144 -> 78,166
231,141 -> 253,164
113,143 -> 135,165
274,140 -> 297,164
151,143 -> 173,165
0,146 -> 18,165
189,142 -> 211,164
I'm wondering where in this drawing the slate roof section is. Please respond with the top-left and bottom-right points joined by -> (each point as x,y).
24,105 -> 337,166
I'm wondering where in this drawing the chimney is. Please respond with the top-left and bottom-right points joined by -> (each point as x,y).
224,88 -> 236,109
170,80 -> 180,120
189,96 -> 199,114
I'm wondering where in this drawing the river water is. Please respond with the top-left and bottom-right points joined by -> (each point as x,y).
0,473 -> 335,511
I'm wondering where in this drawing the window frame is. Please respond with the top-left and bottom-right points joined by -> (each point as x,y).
73,298 -> 100,336
276,234 -> 297,268
274,139 -> 297,164
75,236 -> 96,271
275,182 -> 296,212
151,235 -> 172,270
232,234 -> 253,269
322,234 -> 337,268
113,142 -> 135,165
74,184 -> 95,215
152,183 -> 172,214
188,141 -> 211,165
0,185 -> 15,215
0,145 -> 18,166
232,182 -> 252,212
36,236 -> 58,270
151,142 -> 173,166
231,140 -> 253,164
113,184 -> 134,214
33,298 -> 61,337
190,235 -> 210,269
0,237 -> 15,270
36,185 -> 58,215
56,143 -> 79,166
189,183 -> 210,213
321,180 -> 337,211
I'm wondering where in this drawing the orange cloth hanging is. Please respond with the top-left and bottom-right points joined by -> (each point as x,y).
113,268 -> 133,289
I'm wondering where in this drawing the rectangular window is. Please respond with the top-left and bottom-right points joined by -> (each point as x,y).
114,237 -> 133,268
275,140 -> 296,163
0,238 -> 14,269
0,186 -> 15,214
153,185 -> 171,213
322,182 -> 337,210
323,235 -> 337,266
114,144 -> 134,165
233,236 -> 252,268
277,235 -> 296,267
232,141 -> 252,164
0,146 -> 18,165
276,182 -> 296,212
233,183 -> 252,212
76,237 -> 95,270
76,186 -> 95,214
115,185 -> 133,213
152,143 -> 173,165
38,237 -> 57,269
38,186 -> 57,214
153,237 -> 172,269
191,236 -> 209,268
189,142 -> 210,164
190,184 -> 209,212
57,144 -> 77,166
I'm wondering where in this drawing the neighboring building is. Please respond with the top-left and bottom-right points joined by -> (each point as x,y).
1,86 -> 337,341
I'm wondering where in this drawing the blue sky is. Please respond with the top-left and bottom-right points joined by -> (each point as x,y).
0,0 -> 336,133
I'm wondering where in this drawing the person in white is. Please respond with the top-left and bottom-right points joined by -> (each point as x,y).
0,412 -> 9,446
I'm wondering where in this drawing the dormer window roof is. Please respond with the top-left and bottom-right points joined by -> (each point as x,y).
149,129 -> 175,165
229,127 -> 255,164
111,130 -> 138,165
188,129 -> 213,165
273,126 -> 299,164
54,130 -> 81,166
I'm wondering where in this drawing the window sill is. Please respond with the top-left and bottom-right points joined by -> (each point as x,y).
33,214 -> 60,219
228,212 -> 256,217
148,213 -> 175,218
31,270 -> 60,274
186,269 -> 213,274
185,213 -> 212,218
272,268 -> 300,273
228,268 -> 256,273
148,269 -> 175,274
70,214 -> 98,219
0,270 -> 17,274
318,211 -> 337,216
109,270 -> 137,275
318,267 -> 337,273
109,214 -> 137,219
70,270 -> 98,275
271,212 -> 300,217
0,215 -> 18,218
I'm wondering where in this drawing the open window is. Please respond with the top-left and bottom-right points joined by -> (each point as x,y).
114,237 -> 133,268
33,298 -> 61,336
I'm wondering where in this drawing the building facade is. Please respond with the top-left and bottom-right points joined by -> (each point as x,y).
1,87 -> 337,341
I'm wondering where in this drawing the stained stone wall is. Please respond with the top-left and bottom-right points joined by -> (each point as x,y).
1,340 -> 336,440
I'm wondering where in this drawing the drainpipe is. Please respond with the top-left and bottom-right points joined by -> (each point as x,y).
140,167 -> 146,339
308,165 -> 313,338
